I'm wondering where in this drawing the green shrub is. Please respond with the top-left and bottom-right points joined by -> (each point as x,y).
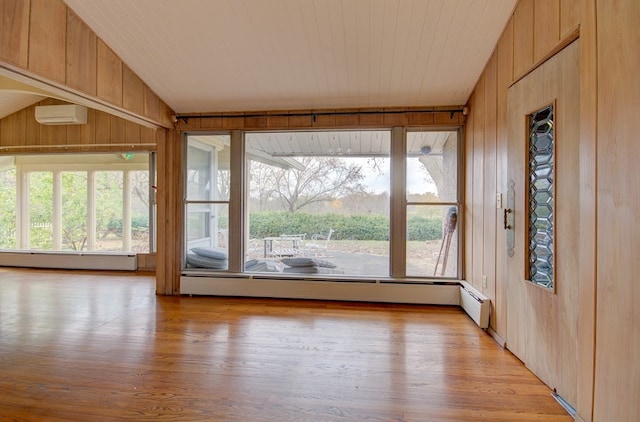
248,212 -> 443,241
407,216 -> 443,241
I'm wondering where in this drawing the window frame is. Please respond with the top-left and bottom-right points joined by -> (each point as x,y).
0,152 -> 155,254
525,102 -> 556,291
183,132 -> 233,271
181,125 -> 464,280
404,128 -> 462,279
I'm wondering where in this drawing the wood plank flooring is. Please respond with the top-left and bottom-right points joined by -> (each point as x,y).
0,268 -> 572,421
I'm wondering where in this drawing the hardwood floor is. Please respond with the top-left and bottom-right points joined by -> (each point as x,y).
0,268 -> 571,421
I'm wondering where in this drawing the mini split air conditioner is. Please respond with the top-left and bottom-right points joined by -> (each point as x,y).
35,104 -> 88,125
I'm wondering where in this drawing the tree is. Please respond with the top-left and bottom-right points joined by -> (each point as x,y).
249,161 -> 280,210
251,157 -> 367,213
61,172 -> 88,250
0,169 -> 17,248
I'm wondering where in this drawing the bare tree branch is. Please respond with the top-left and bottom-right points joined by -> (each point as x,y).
250,157 -> 366,212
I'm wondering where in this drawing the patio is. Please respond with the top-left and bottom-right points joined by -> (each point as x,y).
245,239 -> 454,278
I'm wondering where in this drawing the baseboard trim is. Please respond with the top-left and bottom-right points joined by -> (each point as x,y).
552,392 -> 577,418
488,327 -> 506,348
0,250 -> 137,271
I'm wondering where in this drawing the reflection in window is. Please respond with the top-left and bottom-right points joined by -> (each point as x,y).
528,104 -> 554,289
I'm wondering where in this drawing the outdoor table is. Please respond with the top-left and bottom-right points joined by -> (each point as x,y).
263,235 -> 305,257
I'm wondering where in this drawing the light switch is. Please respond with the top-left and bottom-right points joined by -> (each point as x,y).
496,193 -> 502,209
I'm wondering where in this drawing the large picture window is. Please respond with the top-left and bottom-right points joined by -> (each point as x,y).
245,130 -> 390,277
182,128 -> 461,280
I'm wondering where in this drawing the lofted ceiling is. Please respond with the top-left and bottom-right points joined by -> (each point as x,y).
0,75 -> 48,120
58,0 -> 516,114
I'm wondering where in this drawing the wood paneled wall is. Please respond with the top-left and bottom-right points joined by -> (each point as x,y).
465,0 -> 585,411
464,0 -> 581,344
593,1 -> 640,420
155,129 -> 182,295
0,0 -> 174,128
0,98 -> 162,153
466,0 -> 639,420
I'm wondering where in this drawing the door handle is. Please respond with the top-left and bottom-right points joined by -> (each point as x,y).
503,208 -> 512,230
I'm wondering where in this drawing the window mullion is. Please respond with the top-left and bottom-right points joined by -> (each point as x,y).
123,170 -> 132,252
390,126 -> 407,277
16,167 -> 26,249
53,171 -> 62,250
87,171 -> 96,251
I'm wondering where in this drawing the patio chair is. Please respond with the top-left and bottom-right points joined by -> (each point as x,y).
305,228 -> 333,253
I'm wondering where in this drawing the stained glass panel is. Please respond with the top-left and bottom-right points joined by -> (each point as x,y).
528,105 -> 554,289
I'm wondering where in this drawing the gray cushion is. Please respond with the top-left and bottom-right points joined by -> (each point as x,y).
283,266 -> 344,274
245,259 -> 284,272
186,252 -> 228,269
281,257 -> 336,268
191,246 -> 228,260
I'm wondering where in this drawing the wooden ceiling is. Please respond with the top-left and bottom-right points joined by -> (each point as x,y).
60,0 -> 516,114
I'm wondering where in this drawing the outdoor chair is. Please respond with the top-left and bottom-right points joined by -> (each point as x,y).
304,228 -> 333,254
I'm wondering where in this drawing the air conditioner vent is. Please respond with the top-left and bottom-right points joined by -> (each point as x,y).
35,104 -> 88,125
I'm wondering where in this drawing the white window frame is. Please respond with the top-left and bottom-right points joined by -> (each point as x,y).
6,154 -> 153,253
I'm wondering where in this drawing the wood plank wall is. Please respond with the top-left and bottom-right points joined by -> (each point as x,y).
0,0 -> 174,128
464,0 -> 580,346
0,98 -> 162,153
466,0 -> 639,420
465,0 -> 585,411
155,129 -> 182,295
593,1 -> 640,420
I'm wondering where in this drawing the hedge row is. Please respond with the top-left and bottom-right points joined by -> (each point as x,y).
248,212 -> 444,241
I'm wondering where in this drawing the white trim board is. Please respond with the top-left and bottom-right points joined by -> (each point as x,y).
0,251 -> 137,271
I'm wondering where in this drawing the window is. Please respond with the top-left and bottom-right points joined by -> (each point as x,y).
182,127 -> 461,279
0,159 -> 16,249
528,104 -> 554,289
405,131 -> 460,278
244,130 -> 390,277
184,135 -> 230,270
0,153 -> 154,253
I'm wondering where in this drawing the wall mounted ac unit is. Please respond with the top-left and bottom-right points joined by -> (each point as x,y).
35,104 -> 88,125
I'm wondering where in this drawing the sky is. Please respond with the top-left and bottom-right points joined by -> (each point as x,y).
350,157 -> 437,195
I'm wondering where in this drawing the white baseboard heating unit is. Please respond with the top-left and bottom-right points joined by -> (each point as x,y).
459,280 -> 490,328
0,251 -> 137,271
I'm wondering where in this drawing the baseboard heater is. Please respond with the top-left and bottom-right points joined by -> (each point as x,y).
0,251 -> 137,271
459,280 -> 490,328
181,275 -> 491,329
